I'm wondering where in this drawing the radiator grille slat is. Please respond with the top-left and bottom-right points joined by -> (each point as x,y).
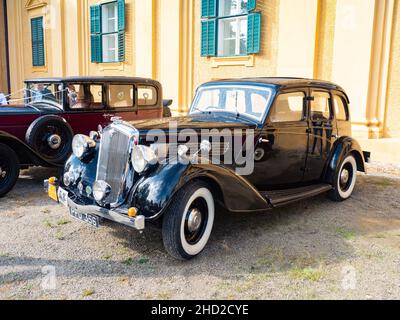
96,125 -> 133,205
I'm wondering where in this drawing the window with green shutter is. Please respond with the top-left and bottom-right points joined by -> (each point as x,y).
200,0 -> 262,57
31,17 -> 45,67
90,0 -> 125,63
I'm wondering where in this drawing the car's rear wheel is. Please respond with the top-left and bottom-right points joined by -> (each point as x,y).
162,181 -> 215,260
329,154 -> 357,202
0,143 -> 20,198
26,115 -> 73,164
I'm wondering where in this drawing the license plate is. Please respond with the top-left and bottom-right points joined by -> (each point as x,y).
57,188 -> 68,207
48,184 -> 58,202
70,208 -> 99,228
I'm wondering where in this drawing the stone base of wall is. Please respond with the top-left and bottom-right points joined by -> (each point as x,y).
358,138 -> 400,164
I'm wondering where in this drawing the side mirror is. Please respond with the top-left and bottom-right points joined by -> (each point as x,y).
163,99 -> 173,108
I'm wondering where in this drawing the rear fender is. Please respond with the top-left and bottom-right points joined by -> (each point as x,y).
0,131 -> 57,167
324,136 -> 366,184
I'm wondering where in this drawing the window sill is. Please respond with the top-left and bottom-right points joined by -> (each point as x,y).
210,55 -> 254,68
97,62 -> 125,71
32,66 -> 48,73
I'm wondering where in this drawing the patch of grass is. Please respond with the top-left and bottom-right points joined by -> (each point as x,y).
44,219 -> 54,228
137,257 -> 149,265
0,252 -> 9,257
82,289 -> 95,297
158,292 -> 172,300
335,227 -> 356,240
41,208 -> 51,214
215,281 -> 232,291
102,254 -> 112,260
56,218 -> 71,226
370,178 -> 395,187
122,258 -> 134,266
289,267 -> 323,282
373,233 -> 387,239
55,232 -> 65,240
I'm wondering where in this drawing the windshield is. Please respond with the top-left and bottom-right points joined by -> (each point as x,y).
190,85 -> 273,122
26,82 -> 63,105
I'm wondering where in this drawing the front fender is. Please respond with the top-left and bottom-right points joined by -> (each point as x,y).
324,136 -> 366,184
130,162 -> 270,220
0,131 -> 58,167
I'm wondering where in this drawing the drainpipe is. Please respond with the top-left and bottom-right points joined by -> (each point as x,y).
3,0 -> 10,94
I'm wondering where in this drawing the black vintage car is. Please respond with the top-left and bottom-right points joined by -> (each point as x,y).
46,78 -> 370,260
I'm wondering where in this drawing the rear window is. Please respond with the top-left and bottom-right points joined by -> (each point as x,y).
333,95 -> 348,121
138,85 -> 157,106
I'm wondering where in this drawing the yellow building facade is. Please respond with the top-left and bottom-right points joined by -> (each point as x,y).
1,0 -> 400,160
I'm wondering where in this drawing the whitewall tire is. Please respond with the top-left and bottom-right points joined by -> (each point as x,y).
329,154 -> 357,201
162,181 -> 215,260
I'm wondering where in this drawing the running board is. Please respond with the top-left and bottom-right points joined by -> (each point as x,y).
261,184 -> 333,207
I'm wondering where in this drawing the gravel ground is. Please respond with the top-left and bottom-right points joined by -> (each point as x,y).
0,162 -> 400,300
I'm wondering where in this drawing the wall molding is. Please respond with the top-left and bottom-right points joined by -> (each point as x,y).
211,55 -> 255,68
25,0 -> 47,11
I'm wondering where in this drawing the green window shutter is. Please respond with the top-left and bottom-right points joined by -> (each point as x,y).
247,0 -> 257,12
201,0 -> 217,18
201,20 -> 217,57
91,34 -> 102,63
118,32 -> 125,62
31,17 -> 45,66
90,5 -> 101,34
117,0 -> 125,31
247,12 -> 261,54
117,0 -> 125,62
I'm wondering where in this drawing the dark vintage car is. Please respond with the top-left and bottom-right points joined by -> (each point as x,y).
0,76 -> 171,164
45,78 -> 371,260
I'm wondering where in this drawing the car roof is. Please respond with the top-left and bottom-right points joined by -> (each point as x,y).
202,77 -> 349,102
204,77 -> 346,91
24,76 -> 161,86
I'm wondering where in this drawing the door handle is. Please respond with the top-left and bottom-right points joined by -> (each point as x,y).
259,137 -> 270,144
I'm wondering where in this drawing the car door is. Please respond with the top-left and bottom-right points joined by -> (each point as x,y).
249,89 -> 309,190
303,89 -> 335,182
64,83 -> 110,135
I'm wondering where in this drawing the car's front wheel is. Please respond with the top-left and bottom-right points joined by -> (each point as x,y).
0,143 -> 20,198
162,181 -> 215,260
329,154 -> 357,202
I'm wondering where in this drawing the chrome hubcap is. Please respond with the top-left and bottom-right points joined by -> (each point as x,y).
340,169 -> 350,184
48,134 -> 62,149
187,208 -> 203,233
0,167 -> 5,179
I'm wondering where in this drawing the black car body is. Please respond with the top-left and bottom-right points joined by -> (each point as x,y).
46,78 -> 370,260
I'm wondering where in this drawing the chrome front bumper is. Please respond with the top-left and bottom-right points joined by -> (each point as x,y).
66,197 -> 146,231
45,180 -> 145,231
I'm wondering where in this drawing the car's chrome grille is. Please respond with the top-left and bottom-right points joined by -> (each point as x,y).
96,123 -> 138,206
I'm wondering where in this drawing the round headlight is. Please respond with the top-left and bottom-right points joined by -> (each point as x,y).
93,180 -> 111,202
72,135 -> 96,159
63,171 -> 75,187
131,145 -> 158,173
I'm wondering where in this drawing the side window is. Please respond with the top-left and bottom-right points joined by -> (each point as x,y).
333,95 -> 348,121
108,85 -> 134,109
138,86 -> 157,106
269,92 -> 305,123
67,84 -> 104,110
311,92 -> 331,121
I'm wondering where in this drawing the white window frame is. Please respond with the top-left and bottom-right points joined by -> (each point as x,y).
217,0 -> 249,57
101,1 -> 119,63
